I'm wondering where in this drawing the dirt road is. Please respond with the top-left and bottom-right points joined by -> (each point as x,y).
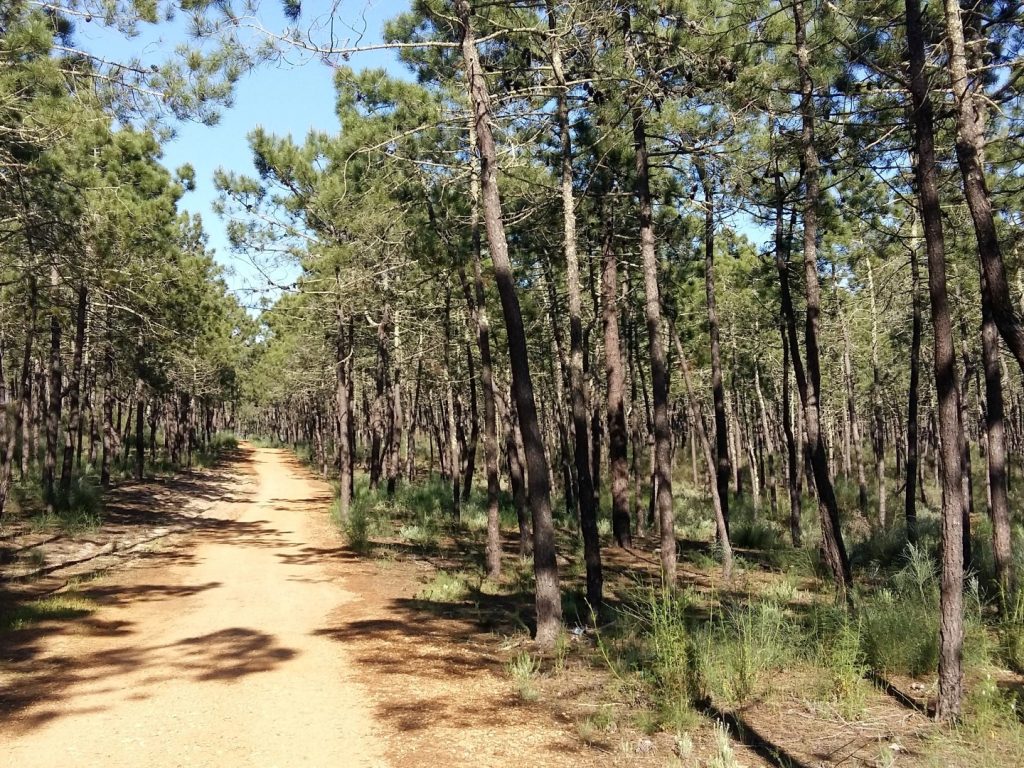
0,446 -> 584,767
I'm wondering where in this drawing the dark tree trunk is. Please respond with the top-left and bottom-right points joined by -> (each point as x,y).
906,0 -> 966,720
981,281 -> 1014,603
134,377 -> 144,481
101,348 -> 115,488
60,284 -> 87,496
502,385 -> 531,558
549,0 -> 602,612
600,197 -> 632,548
906,218 -> 923,544
335,283 -> 352,520
793,0 -> 852,598
696,162 -> 731,534
19,278 -> 38,479
941,0 -> 1024,375
629,97 -> 675,586
386,315 -> 402,498
43,264 -> 62,512
674,333 -> 732,579
457,0 -> 562,646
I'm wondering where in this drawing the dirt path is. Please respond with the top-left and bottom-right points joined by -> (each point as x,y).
0,445 -> 585,767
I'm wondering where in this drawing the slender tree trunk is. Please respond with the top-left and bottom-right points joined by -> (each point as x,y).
793,0 -> 852,597
43,263 -> 62,512
386,314 -> 402,498
20,278 -> 38,479
628,93 -> 675,586
866,259 -> 887,527
457,0 -> 562,645
134,376 -> 144,481
906,0 -> 966,720
696,161 -> 731,533
502,385 -> 531,558
549,0 -> 601,611
443,285 -> 462,518
461,340 -> 478,502
101,348 -> 114,488
981,282 -> 1014,603
60,284 -> 88,495
406,343 -> 422,481
462,121 -> 502,578
335,279 -> 352,520
840,308 -> 869,516
906,217 -> 923,545
674,333 -> 732,580
600,197 -> 632,548
940,0 -> 1024,374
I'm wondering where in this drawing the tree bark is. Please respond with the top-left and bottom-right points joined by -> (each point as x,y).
628,88 -> 675,586
793,0 -> 852,598
696,161 -> 731,533
43,263 -> 62,512
60,283 -> 88,496
941,0 -> 1024,375
981,277 -> 1014,603
906,217 -> 923,545
674,332 -> 732,580
462,118 -> 502,578
549,0 -> 601,611
335,277 -> 352,521
457,0 -> 562,646
600,197 -> 632,548
906,0 -> 966,720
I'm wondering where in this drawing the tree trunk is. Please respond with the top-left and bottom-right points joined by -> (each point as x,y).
386,313 -> 402,497
981,281 -> 1014,603
940,0 -> 1024,375
549,0 -> 601,611
19,278 -> 38,480
793,0 -> 852,598
600,197 -> 632,549
906,0 -> 965,720
905,220 -> 923,545
43,263 -> 62,512
457,0 -> 562,646
628,94 -> 675,586
335,282 -> 352,521
134,377 -> 145,481
866,259 -> 887,527
675,333 -> 732,580
60,284 -> 88,496
696,161 -> 731,533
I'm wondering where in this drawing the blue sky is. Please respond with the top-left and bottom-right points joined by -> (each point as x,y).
74,1 -> 412,307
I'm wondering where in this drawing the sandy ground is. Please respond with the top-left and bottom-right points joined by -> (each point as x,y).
0,445 -> 584,768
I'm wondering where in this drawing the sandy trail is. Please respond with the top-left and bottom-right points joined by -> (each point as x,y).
1,445 -> 590,768
1,446 -> 388,767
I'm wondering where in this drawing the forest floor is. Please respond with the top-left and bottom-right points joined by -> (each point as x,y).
2,444 -> 1022,768
0,444 -> 618,768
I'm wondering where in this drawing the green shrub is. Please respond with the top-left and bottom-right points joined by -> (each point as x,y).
730,519 -> 782,552
507,650 -> 541,701
18,475 -> 104,533
416,571 -> 470,602
860,588 -> 938,677
699,599 -> 797,706
816,616 -> 870,717
1000,589 -> 1024,673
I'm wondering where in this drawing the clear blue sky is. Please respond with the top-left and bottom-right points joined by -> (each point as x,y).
74,1 -> 412,307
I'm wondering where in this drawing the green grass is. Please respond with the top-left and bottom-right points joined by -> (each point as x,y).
0,593 -> 97,632
507,650 -> 541,701
416,571 -> 471,602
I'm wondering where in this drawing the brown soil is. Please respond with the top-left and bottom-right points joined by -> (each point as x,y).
0,445 -> 593,767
